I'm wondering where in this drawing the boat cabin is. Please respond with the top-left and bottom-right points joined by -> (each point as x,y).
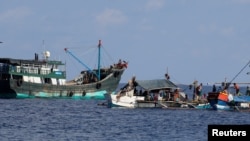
0,57 -> 66,85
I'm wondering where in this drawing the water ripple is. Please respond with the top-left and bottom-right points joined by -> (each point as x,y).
0,99 -> 249,141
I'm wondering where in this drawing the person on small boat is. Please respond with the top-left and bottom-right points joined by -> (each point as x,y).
195,83 -> 202,101
212,84 -> 217,92
246,86 -> 250,96
173,89 -> 180,102
116,76 -> 137,99
120,76 -> 138,94
184,94 -> 188,101
127,76 -> 138,91
202,93 -> 207,100
153,93 -> 158,102
233,83 -> 240,95
165,90 -> 172,101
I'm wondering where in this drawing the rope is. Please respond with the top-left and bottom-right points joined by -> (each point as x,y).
228,60 -> 250,84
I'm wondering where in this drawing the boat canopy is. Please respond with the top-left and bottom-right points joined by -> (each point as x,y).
136,79 -> 178,91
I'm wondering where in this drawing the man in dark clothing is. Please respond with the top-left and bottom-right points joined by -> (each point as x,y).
233,83 -> 240,95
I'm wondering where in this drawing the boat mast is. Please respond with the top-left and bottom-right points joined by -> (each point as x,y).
97,40 -> 101,81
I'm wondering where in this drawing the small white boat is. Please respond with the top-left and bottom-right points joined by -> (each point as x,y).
111,89 -> 144,108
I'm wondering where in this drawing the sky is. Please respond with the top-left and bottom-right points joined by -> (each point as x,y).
1,0 -> 250,85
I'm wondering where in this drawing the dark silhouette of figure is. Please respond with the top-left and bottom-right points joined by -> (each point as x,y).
233,83 -> 240,95
212,84 -> 216,92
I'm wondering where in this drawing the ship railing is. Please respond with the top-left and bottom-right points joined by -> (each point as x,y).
8,66 -> 66,77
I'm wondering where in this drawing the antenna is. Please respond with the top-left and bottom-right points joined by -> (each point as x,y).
42,40 -> 46,53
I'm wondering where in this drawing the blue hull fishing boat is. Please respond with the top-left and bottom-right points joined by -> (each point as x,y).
207,91 -> 250,111
207,60 -> 250,111
0,40 -> 127,99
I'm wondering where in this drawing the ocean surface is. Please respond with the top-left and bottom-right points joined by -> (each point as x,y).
1,85 -> 250,141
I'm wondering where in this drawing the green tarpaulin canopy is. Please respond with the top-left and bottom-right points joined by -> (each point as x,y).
136,79 -> 178,91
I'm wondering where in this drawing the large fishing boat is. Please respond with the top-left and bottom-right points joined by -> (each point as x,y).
0,40 -> 127,99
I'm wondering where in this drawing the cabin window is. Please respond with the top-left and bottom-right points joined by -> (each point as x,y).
44,78 -> 51,84
0,74 -> 11,80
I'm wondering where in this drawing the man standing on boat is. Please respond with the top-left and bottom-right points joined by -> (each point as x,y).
212,84 -> 217,92
120,76 -> 138,94
233,83 -> 240,95
246,86 -> 250,96
195,83 -> 202,101
128,76 -> 138,91
173,89 -> 180,102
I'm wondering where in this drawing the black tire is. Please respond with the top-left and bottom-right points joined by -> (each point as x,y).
82,91 -> 86,96
113,71 -> 120,77
69,91 -> 73,97
96,83 -> 101,89
17,79 -> 22,87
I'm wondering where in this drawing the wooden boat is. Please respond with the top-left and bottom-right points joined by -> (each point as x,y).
207,90 -> 250,111
207,60 -> 250,111
0,40 -> 127,99
105,75 -> 200,109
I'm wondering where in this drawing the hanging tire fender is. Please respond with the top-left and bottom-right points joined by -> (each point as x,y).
69,91 -> 74,97
113,71 -> 120,77
17,79 -> 23,87
96,83 -> 101,89
82,91 -> 86,96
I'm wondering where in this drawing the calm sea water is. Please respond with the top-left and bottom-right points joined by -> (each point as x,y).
0,85 -> 249,141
